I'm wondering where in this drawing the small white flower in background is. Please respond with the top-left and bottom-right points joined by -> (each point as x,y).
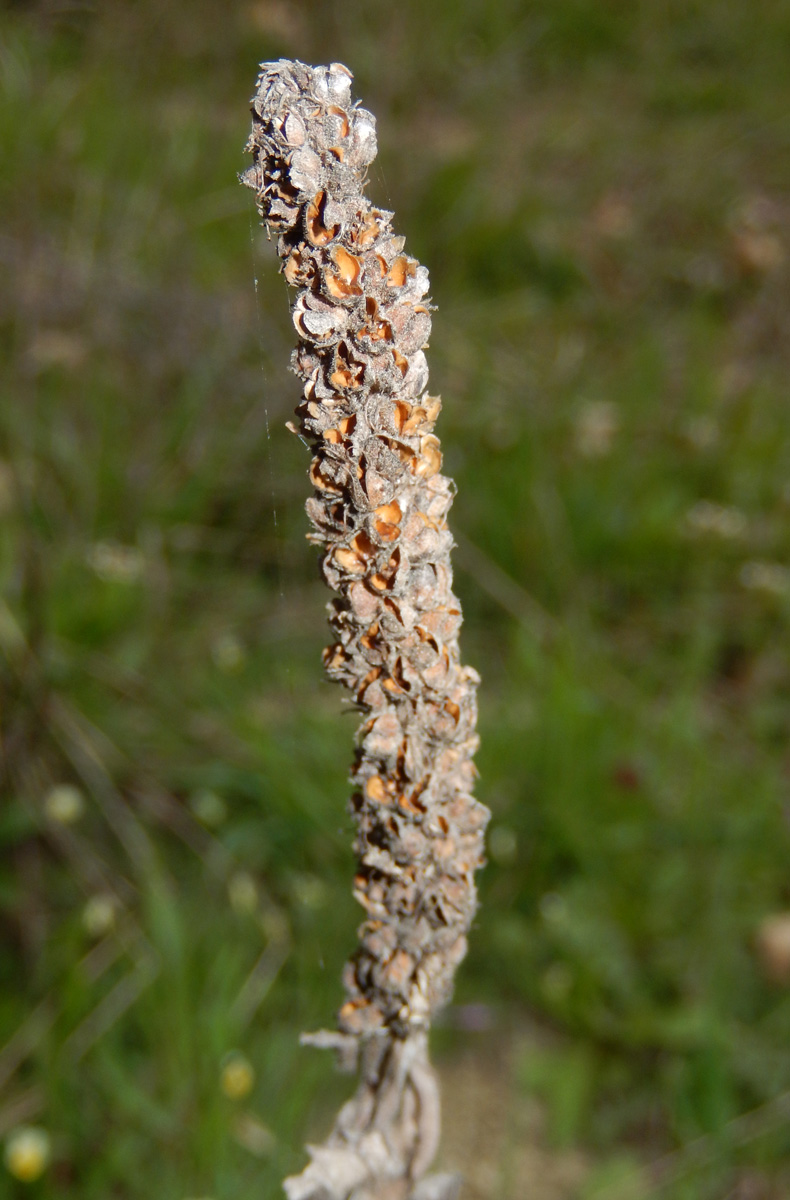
44,783 -> 85,825
291,873 -> 328,910
82,894 -> 117,938
488,825 -> 518,865
211,632 -> 245,673
4,1126 -> 51,1182
684,415 -> 719,451
684,500 -> 747,540
220,1053 -> 255,1100
231,1112 -> 275,1157
27,329 -> 87,372
228,870 -> 258,915
189,789 -> 227,827
87,540 -> 144,584
739,561 -> 790,598
574,401 -> 619,458
539,892 -> 568,923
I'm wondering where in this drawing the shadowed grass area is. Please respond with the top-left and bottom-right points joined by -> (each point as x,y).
2,1 -> 790,1196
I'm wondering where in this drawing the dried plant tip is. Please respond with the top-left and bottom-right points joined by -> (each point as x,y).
243,57 -> 488,1200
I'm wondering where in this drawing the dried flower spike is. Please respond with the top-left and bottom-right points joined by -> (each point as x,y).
242,60 -> 488,1200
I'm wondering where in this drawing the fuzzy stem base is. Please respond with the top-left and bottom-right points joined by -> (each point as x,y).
283,1032 -> 459,1200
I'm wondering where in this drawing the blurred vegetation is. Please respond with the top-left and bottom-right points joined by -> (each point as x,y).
1,0 -> 790,1196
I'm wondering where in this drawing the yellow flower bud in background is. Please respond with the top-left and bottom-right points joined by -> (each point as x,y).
82,894 -> 117,938
4,1127 -> 51,1183
44,784 -> 85,825
220,1053 -> 255,1100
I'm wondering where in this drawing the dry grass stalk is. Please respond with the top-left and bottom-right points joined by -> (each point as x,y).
241,60 -> 488,1200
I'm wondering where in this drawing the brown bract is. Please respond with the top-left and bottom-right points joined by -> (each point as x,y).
243,59 -> 488,1200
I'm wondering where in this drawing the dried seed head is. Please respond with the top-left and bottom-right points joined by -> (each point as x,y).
244,53 -> 487,1069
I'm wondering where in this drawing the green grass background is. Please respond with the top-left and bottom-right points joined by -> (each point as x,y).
2,0 -> 790,1196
